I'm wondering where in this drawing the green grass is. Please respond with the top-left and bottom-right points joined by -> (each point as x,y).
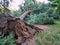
0,33 -> 16,45
48,20 -> 60,28
35,20 -> 60,45
48,20 -> 60,30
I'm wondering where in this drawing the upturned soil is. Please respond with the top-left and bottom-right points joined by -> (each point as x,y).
0,13 -> 44,45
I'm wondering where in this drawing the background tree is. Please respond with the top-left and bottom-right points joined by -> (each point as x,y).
13,0 -> 56,24
49,0 -> 60,14
0,0 -> 12,14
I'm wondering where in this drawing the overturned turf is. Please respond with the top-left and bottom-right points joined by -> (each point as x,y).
0,13 -> 43,45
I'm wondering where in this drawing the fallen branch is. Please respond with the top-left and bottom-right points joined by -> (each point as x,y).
19,10 -> 32,20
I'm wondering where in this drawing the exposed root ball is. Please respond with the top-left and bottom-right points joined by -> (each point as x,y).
0,13 -> 43,45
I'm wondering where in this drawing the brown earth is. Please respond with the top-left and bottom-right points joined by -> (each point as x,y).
0,13 -> 44,45
33,25 -> 50,30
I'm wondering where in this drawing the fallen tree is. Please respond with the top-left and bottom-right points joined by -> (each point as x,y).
0,13 -> 43,45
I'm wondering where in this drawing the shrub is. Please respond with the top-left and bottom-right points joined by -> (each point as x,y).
52,13 -> 60,19
25,14 -> 38,24
47,8 -> 60,19
37,13 -> 55,24
13,11 -> 22,17
0,33 -> 16,45
25,13 -> 55,24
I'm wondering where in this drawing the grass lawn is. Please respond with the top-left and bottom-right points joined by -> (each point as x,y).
48,20 -> 60,30
35,20 -> 60,45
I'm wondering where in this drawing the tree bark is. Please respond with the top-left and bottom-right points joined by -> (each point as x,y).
19,10 -> 32,20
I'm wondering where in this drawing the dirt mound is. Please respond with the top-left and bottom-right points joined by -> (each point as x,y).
0,13 -> 43,45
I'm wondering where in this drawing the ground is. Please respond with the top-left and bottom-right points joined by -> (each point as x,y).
33,25 -> 50,30
35,20 -> 60,45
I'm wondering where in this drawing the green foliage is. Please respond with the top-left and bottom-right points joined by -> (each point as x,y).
24,1 -> 60,24
37,13 -> 55,24
25,13 -> 55,24
0,8 -> 11,15
13,10 -> 22,17
52,12 -> 60,19
0,0 -> 12,8
0,0 -> 12,14
36,39 -> 41,45
47,8 -> 54,17
47,8 -> 60,19
13,0 -> 38,16
49,0 -> 60,14
20,0 -> 38,11
0,33 -> 16,45
13,0 -> 60,25
25,14 -> 38,24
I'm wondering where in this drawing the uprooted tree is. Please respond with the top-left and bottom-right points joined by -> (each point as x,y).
0,13 -> 43,45
0,0 -> 43,45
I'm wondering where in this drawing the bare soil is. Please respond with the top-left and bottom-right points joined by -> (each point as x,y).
33,24 -> 50,30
